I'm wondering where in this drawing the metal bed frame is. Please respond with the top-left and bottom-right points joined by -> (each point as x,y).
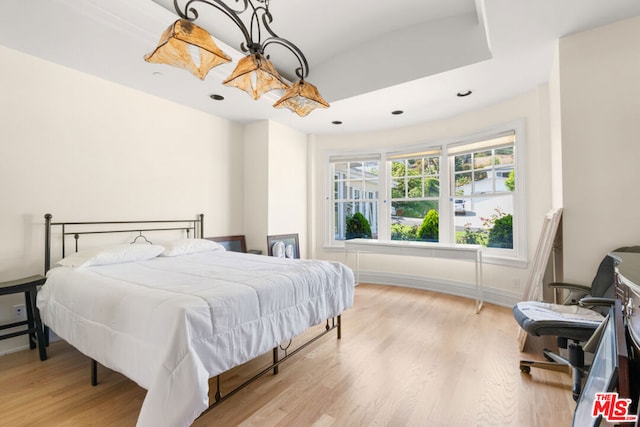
42,213 -> 342,415
44,213 -> 205,272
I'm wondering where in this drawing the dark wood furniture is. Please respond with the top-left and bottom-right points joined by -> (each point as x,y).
0,274 -> 47,361
205,235 -> 247,253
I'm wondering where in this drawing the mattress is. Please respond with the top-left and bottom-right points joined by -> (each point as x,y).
37,250 -> 355,427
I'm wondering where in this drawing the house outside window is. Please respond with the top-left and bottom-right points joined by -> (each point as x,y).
331,158 -> 380,241
450,132 -> 516,251
389,149 -> 441,242
326,121 -> 525,265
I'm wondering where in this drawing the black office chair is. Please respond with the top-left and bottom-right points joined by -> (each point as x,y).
513,246 -> 640,400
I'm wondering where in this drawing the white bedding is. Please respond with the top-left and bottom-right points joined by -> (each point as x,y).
37,250 -> 355,427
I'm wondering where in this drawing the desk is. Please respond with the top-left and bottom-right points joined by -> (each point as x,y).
344,239 -> 483,313
612,251 -> 640,349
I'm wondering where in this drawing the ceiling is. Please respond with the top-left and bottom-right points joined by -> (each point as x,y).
1,0 -> 639,135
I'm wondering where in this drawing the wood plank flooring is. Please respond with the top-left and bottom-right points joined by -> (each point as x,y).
0,284 -> 575,426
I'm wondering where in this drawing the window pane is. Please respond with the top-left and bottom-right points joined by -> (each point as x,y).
496,147 -> 514,165
424,178 -> 440,197
335,201 -> 378,240
352,186 -> 362,200
495,167 -> 514,192
390,201 -> 439,242
454,195 -> 513,248
334,163 -> 348,180
455,172 -> 472,195
473,150 -> 492,169
335,180 -> 351,200
388,154 -> 440,242
426,157 -> 439,176
455,154 -> 471,172
363,180 -> 379,199
363,161 -> 379,177
474,168 -> 493,192
391,160 -> 406,178
407,177 -> 422,198
407,159 -> 420,175
340,183 -> 351,199
391,179 -> 405,199
349,162 -> 363,179
332,159 -> 380,243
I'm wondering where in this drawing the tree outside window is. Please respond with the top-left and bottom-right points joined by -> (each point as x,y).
332,160 -> 379,240
390,154 -> 440,242
452,144 -> 515,249
326,124 -> 524,261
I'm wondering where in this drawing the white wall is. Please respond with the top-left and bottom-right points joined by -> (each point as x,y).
243,120 -> 308,257
549,42 -> 564,210
243,121 -> 270,253
309,87 -> 554,306
558,16 -> 640,284
0,45 -> 245,354
267,122 -> 308,258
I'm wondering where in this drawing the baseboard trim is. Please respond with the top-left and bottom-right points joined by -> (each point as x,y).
355,270 -> 521,308
0,330 -> 59,358
0,343 -> 30,357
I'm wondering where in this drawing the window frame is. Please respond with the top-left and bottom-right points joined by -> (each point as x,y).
327,155 -> 382,244
388,148 -> 442,242
324,120 -> 526,267
448,134 -> 518,258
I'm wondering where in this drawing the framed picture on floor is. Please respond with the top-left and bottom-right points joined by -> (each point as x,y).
267,233 -> 300,259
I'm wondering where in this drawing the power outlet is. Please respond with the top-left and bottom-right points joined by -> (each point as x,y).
13,304 -> 27,321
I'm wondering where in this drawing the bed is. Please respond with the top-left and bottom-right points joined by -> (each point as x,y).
36,214 -> 355,427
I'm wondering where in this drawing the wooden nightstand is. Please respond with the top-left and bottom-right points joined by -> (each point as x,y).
0,275 -> 47,361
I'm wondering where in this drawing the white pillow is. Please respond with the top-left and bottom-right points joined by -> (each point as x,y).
55,249 -> 101,268
56,244 -> 165,268
161,238 -> 225,257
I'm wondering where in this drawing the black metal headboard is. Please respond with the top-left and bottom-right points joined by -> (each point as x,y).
44,213 -> 204,273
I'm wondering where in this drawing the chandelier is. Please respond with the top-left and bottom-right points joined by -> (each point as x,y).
144,0 -> 329,117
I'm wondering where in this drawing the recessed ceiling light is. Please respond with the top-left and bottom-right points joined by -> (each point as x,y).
391,110 -> 404,115
332,120 -> 343,125
209,94 -> 225,101
457,90 -> 472,97
152,71 -> 163,76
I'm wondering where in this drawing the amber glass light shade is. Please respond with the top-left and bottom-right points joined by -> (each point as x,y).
223,53 -> 290,100
144,19 -> 231,80
273,80 -> 330,117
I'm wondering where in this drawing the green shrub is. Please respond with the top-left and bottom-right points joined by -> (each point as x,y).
391,223 -> 418,240
457,223 -> 487,245
346,212 -> 372,239
505,170 -> 515,191
417,209 -> 438,241
487,214 -> 513,248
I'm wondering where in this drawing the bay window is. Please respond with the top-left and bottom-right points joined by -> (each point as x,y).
326,121 -> 525,264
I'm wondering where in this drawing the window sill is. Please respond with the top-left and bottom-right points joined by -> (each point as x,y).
323,243 -> 528,268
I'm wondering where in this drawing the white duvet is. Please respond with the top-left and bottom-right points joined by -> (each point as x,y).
37,250 -> 355,427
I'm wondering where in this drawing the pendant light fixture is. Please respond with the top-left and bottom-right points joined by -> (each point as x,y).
144,0 -> 329,117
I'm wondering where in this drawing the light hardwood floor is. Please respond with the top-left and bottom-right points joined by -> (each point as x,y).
0,284 -> 575,426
